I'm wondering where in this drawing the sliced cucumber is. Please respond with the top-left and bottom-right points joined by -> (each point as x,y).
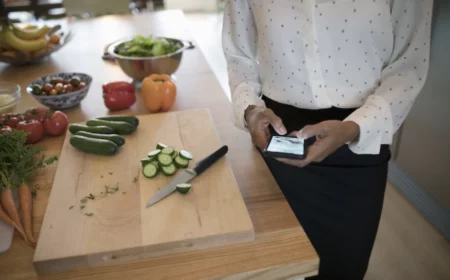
141,158 -> 153,166
174,156 -> 189,169
150,161 -> 159,170
176,183 -> 192,194
179,150 -> 193,160
161,164 -> 177,176
172,150 -> 179,159
147,149 -> 161,157
157,153 -> 173,166
156,143 -> 168,150
161,147 -> 174,155
143,163 -> 158,178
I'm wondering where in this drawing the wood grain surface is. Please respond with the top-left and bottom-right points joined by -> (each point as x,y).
0,11 -> 319,279
34,109 -> 255,275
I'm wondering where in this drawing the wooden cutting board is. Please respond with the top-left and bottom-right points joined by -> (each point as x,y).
33,109 -> 255,275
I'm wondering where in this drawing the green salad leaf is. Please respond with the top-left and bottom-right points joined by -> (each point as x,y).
114,35 -> 182,57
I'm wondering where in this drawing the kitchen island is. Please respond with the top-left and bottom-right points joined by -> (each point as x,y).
0,10 -> 319,279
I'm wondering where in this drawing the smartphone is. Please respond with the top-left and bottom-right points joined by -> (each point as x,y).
263,135 -> 306,160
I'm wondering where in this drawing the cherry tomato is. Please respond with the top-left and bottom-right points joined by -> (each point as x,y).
103,91 -> 136,111
43,83 -> 53,93
64,84 -> 74,92
102,81 -> 135,94
50,89 -> 58,95
55,83 -> 64,92
78,82 -> 87,89
25,107 -> 49,123
62,79 -> 71,85
50,77 -> 64,85
0,126 -> 13,134
16,120 -> 44,144
43,111 -> 68,136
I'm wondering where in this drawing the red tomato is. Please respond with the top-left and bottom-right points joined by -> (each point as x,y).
16,120 -> 44,144
102,82 -> 135,94
25,107 -> 49,123
2,114 -> 24,128
103,91 -> 136,111
43,111 -> 68,136
0,126 -> 13,134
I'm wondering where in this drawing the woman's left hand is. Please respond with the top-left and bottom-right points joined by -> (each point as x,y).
276,120 -> 360,168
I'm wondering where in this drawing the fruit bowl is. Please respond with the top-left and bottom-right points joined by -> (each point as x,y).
27,73 -> 92,110
0,21 -> 72,66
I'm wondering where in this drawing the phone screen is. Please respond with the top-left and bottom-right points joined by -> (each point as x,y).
266,136 -> 304,156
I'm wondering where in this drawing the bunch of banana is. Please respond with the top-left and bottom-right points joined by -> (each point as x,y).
0,20 -> 50,54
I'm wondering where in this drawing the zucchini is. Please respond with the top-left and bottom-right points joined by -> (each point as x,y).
143,163 -> 158,178
161,147 -> 174,155
86,119 -> 136,135
171,150 -> 179,159
150,161 -> 159,170
157,153 -> 173,166
161,164 -> 177,176
179,150 -> 193,160
75,131 -> 125,147
156,143 -> 168,150
174,156 -> 189,169
147,149 -> 161,157
70,135 -> 118,156
96,115 -> 139,126
69,124 -> 114,135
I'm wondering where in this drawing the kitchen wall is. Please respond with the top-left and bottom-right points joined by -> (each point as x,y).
390,0 -> 450,237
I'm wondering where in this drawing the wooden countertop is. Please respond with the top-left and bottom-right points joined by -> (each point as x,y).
0,10 -> 318,279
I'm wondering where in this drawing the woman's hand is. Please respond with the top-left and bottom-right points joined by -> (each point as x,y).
245,105 -> 287,150
277,120 -> 360,168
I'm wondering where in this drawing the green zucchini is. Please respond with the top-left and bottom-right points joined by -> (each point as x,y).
70,135 -> 118,156
141,158 -> 153,166
75,131 -> 125,147
86,119 -> 136,135
143,163 -> 158,178
96,115 -> 139,126
161,147 -> 175,155
69,124 -> 114,135
157,153 -> 173,166
174,156 -> 189,169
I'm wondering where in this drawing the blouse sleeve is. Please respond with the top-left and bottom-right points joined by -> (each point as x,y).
222,0 -> 265,130
344,0 -> 433,154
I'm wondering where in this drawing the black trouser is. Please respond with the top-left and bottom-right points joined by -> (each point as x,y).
262,96 -> 391,280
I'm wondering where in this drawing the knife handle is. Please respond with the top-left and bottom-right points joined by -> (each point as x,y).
193,145 -> 228,176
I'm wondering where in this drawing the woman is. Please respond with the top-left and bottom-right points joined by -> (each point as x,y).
223,1 -> 432,279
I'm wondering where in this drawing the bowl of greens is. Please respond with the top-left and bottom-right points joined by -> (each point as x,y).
107,35 -> 194,80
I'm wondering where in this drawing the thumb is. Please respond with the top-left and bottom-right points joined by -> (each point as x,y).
297,123 -> 327,139
263,109 -> 287,135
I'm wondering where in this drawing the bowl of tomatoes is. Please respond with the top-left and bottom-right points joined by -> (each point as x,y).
27,72 -> 92,110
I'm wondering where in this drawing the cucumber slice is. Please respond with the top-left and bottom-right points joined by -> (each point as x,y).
179,150 -> 193,160
161,147 -> 174,155
161,164 -> 177,176
156,143 -> 168,150
157,153 -> 173,166
172,150 -> 179,159
150,161 -> 159,170
141,158 -> 153,166
176,183 -> 192,194
143,163 -> 158,178
174,156 -> 189,169
148,149 -> 161,157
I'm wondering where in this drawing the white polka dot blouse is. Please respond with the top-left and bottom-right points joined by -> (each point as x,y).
223,0 -> 433,154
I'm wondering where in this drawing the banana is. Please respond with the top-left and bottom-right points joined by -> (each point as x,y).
0,25 -> 13,50
3,27 -> 47,52
11,24 -> 51,40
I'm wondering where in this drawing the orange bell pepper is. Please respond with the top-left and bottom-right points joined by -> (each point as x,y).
141,74 -> 177,113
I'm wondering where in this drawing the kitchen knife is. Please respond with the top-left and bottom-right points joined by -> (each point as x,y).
145,145 -> 229,208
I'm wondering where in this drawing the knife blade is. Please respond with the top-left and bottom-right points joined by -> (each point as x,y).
145,145 -> 229,208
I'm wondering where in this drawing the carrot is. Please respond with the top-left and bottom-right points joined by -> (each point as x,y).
1,188 -> 25,235
18,184 -> 36,245
0,201 -> 32,246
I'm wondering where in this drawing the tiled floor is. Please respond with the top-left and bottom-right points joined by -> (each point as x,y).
185,13 -> 450,280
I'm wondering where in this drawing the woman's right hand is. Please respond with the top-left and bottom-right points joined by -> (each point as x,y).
244,105 -> 287,150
